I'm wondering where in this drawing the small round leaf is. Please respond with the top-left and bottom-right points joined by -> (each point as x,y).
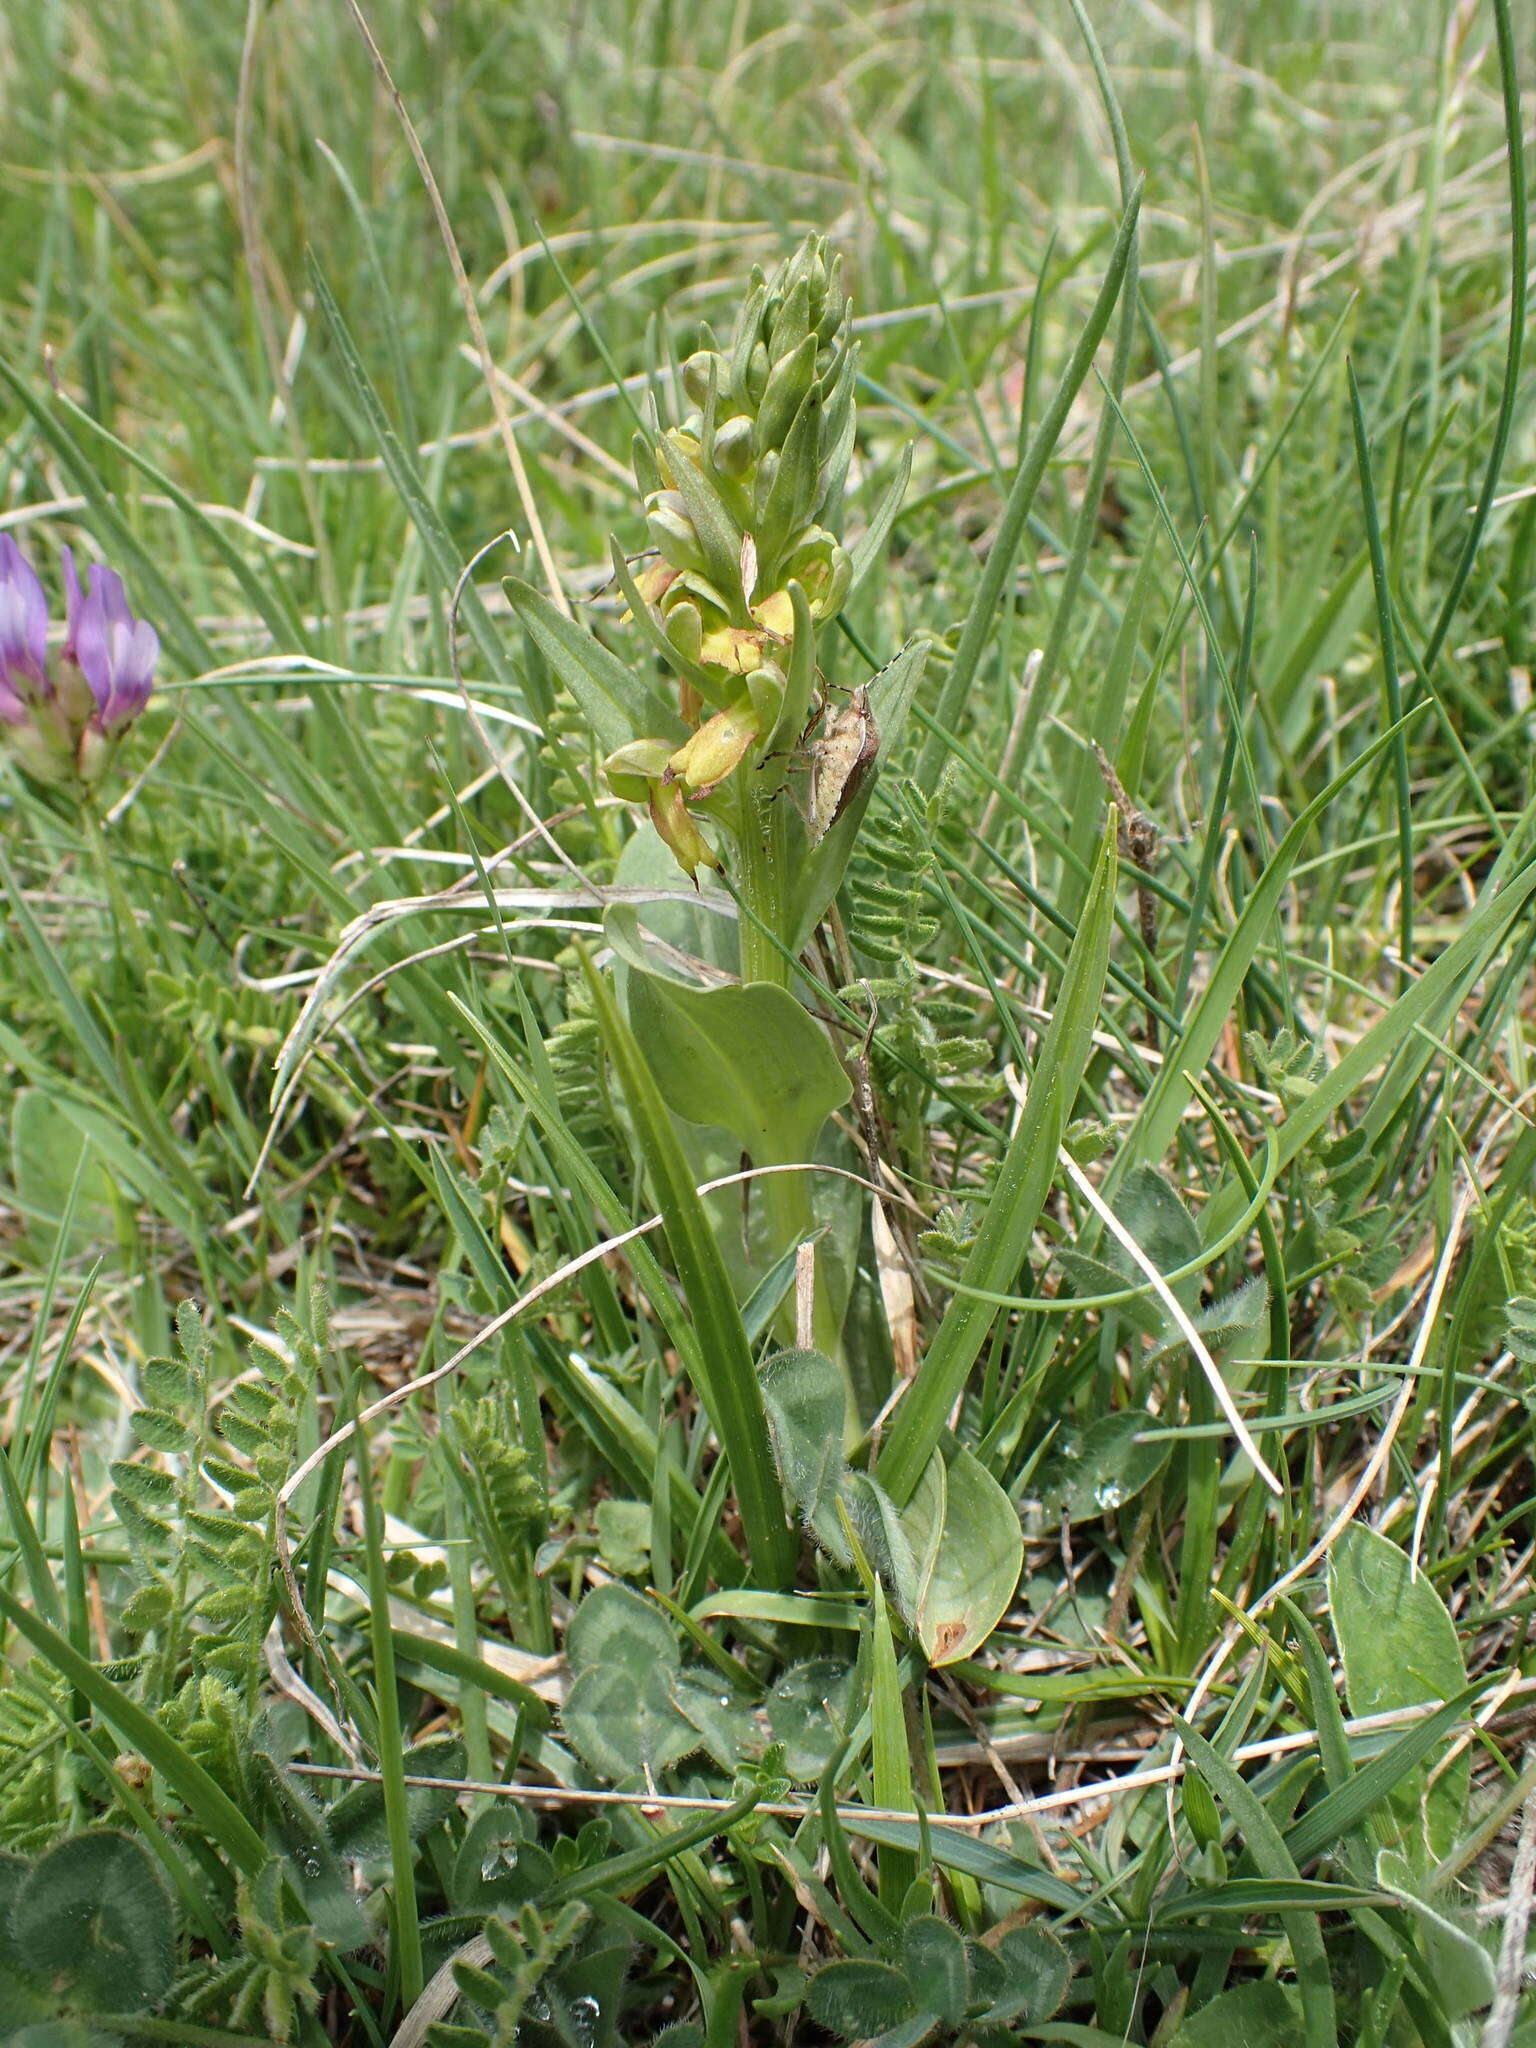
806,1959 -> 916,2038
563,1663 -> 696,1781
11,1830 -> 174,2013
899,1915 -> 968,2025
565,1583 -> 679,1680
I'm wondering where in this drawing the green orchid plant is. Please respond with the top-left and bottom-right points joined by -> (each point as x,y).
507,239 -> 925,1355
503,237 -> 1033,1635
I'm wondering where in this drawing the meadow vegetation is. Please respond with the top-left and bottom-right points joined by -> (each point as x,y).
0,1 -> 1533,2042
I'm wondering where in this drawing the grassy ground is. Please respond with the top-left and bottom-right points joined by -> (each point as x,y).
1,0 -> 1535,2042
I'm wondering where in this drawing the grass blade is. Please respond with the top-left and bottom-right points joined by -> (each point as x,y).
877,818 -> 1117,1502
916,180 -> 1144,793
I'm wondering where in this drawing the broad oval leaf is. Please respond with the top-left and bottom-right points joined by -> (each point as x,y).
1170,1980 -> 1299,2046
759,1347 -> 847,1527
10,1090 -> 117,1253
327,1737 -> 466,1864
1033,1411 -> 1172,1524
974,1920 -> 1072,2023
766,1660 -> 857,1781
900,1915 -> 968,2026
627,971 -> 850,1169
1327,1523 -> 1468,1871
901,1443 -> 1023,1665
806,1959 -> 916,2037
1375,1848 -> 1496,2018
563,1662 -> 697,1781
566,1582 -> 679,1679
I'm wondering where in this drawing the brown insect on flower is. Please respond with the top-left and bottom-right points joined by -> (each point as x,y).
807,685 -> 879,844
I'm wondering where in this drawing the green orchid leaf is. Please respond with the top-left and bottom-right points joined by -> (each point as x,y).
505,574 -> 681,752
847,444 -> 913,598
627,970 -> 850,1168
900,1441 -> 1023,1665
1327,1523 -> 1470,1872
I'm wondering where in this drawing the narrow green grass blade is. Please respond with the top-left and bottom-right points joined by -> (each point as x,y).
306,254 -> 519,696
450,990 -> 708,1380
1348,362 -> 1413,968
1282,848 -> 1536,1175
1175,1719 -> 1337,2047
870,1580 -> 915,1909
1416,0 -> 1525,680
1284,1680 -> 1492,1866
0,354 -> 215,671
916,179 -> 1144,793
1121,707 -> 1428,1174
1172,540 -> 1256,1017
352,1390 -> 423,2010
548,1791 -> 762,1904
877,819 -> 1117,1503
0,1439 -> 60,1622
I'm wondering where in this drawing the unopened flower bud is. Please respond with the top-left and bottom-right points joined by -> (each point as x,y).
753,452 -> 780,521
682,350 -> 725,408
665,600 -> 704,667
743,664 -> 786,734
602,737 -> 672,803
744,341 -> 770,406
645,492 -> 709,576
815,254 -> 845,342
756,332 -> 819,456
712,415 -> 756,479
767,276 -> 811,364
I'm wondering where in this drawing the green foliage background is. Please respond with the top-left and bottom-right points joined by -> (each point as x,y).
0,0 -> 1534,2042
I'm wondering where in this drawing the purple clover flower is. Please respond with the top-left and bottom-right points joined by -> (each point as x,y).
0,535 -> 158,786
62,546 -> 160,733
0,534 -> 51,727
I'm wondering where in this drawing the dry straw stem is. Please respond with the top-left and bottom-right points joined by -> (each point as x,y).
1483,1767 -> 1536,2048
285,1670 -> 1536,1834
1056,1142 -> 1283,1493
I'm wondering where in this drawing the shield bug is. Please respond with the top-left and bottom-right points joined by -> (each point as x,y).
807,686 -> 879,844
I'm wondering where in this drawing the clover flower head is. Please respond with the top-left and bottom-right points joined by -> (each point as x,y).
62,547 -> 160,734
0,537 -> 159,787
0,535 -> 51,726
